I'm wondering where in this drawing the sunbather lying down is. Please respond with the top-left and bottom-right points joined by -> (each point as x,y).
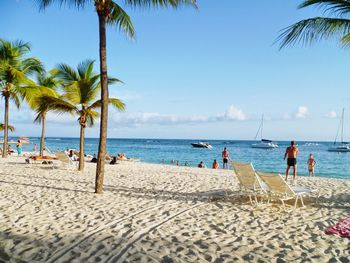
29,155 -> 58,161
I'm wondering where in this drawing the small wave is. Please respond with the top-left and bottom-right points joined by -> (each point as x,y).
47,138 -> 61,141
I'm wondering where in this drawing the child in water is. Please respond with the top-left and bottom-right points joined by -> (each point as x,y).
307,154 -> 316,177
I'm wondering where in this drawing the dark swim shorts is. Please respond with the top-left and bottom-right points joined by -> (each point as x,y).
223,158 -> 228,164
287,158 -> 297,166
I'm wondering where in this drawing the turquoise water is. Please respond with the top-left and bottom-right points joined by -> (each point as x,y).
16,137 -> 350,179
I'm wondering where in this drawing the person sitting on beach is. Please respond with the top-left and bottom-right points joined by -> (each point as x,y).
307,153 -> 316,177
90,154 -> 97,163
68,150 -> 78,161
16,140 -> 22,155
284,140 -> 299,183
198,161 -> 206,168
110,156 -> 117,165
117,153 -> 128,160
212,159 -> 219,169
7,145 -> 14,155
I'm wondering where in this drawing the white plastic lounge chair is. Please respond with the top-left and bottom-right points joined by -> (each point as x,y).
55,151 -> 77,170
257,172 -> 318,211
230,161 -> 268,205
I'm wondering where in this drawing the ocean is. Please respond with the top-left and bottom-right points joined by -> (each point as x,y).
16,137 -> 350,179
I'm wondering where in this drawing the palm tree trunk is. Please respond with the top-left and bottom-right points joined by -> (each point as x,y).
2,95 -> 9,158
78,124 -> 85,171
95,12 -> 109,193
40,112 -> 46,157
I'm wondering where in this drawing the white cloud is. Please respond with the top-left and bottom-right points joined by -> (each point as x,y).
217,105 -> 247,121
112,112 -> 208,127
111,105 -> 247,127
295,106 -> 309,119
324,111 -> 337,119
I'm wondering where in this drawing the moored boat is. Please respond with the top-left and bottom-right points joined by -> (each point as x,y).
328,108 -> 350,152
191,142 -> 212,149
251,115 -> 278,149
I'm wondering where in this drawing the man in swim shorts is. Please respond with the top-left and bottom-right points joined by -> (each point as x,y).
222,147 -> 229,169
284,140 -> 299,182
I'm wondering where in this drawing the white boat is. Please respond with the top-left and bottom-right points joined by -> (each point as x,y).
251,115 -> 278,149
328,108 -> 350,152
191,142 -> 212,149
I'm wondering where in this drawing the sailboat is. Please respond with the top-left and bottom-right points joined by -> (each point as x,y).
251,115 -> 278,149
328,108 -> 350,152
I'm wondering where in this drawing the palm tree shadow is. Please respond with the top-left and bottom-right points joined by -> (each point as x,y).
104,184 -> 245,204
0,179 -> 92,194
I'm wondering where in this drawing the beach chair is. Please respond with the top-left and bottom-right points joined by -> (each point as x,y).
54,151 -> 77,170
257,172 -> 318,212
230,161 -> 268,205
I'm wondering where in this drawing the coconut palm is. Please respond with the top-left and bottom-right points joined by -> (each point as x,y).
36,0 -> 197,193
278,0 -> 350,49
25,70 -> 59,156
0,39 -> 42,157
0,124 -> 15,132
36,59 -> 125,171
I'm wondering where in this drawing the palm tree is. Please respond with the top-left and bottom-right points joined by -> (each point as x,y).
25,70 -> 59,156
0,39 -> 42,157
36,59 -> 125,171
278,0 -> 350,49
36,0 -> 197,193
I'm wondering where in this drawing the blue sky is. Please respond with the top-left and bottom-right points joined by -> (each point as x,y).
1,0 -> 350,140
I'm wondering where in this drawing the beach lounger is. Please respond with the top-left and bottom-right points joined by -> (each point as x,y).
55,151 -> 77,170
257,172 -> 318,212
230,161 -> 268,205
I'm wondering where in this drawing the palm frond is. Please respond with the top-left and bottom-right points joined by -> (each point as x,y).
77,59 -> 95,79
56,63 -> 79,82
34,0 -> 89,10
35,95 -> 77,115
108,77 -> 124,85
9,91 -> 21,109
341,31 -> 350,45
299,0 -> 350,16
22,57 -> 43,75
86,108 -> 100,127
107,2 -> 136,39
124,0 -> 198,9
278,17 -> 350,49
89,98 -> 126,111
0,123 -> 15,132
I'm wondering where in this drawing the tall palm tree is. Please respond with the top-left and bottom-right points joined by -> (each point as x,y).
36,59 -> 125,171
0,39 -> 42,157
25,70 -> 59,156
278,0 -> 350,49
36,0 -> 197,193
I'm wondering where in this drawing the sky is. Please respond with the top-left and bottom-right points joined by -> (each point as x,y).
1,0 -> 350,141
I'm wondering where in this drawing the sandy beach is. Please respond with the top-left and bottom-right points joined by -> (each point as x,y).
0,156 -> 349,262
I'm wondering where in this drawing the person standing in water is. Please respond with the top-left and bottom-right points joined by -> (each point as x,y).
284,140 -> 299,183
222,147 -> 230,169
307,153 -> 316,177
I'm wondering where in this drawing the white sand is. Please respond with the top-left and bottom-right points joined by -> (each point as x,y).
0,156 -> 349,262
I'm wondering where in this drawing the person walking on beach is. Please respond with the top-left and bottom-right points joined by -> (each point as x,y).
307,153 -> 316,177
284,140 -> 299,183
33,144 -> 37,152
16,140 -> 22,156
222,147 -> 229,169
